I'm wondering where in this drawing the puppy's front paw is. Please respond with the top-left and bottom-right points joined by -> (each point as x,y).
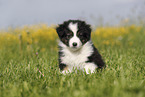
61,69 -> 72,74
61,66 -> 72,74
84,63 -> 97,74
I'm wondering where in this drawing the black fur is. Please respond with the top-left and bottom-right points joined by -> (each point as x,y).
86,44 -> 105,68
56,23 -> 73,46
58,46 -> 67,70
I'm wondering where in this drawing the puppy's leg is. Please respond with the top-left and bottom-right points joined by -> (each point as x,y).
59,64 -> 71,74
84,63 -> 97,74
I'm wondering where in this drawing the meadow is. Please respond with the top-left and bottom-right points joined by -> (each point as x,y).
0,24 -> 144,97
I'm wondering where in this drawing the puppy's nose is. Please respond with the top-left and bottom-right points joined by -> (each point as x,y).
72,42 -> 77,47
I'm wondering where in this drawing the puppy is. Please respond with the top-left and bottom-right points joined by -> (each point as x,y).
56,20 -> 105,74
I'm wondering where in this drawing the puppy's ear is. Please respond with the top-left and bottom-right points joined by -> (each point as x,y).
56,24 -> 65,37
78,21 -> 92,34
85,24 -> 91,34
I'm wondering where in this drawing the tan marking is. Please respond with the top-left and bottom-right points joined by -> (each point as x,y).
63,66 -> 68,70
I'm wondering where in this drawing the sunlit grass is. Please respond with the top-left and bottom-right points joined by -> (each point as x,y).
0,24 -> 144,97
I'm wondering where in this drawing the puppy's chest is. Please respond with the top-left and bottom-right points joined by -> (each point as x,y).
60,48 -> 93,67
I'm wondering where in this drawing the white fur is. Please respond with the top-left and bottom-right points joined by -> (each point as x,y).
68,22 -> 82,50
68,22 -> 78,34
84,63 -> 97,74
59,40 -> 98,74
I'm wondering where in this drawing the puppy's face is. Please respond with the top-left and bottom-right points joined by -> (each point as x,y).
56,20 -> 91,51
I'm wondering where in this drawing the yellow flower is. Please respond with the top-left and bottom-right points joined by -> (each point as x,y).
40,48 -> 46,52
0,24 -> 143,49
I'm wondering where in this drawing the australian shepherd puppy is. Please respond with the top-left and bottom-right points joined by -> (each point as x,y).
56,20 -> 105,74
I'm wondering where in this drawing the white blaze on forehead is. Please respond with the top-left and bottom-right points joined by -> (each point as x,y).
68,22 -> 82,50
68,22 -> 78,35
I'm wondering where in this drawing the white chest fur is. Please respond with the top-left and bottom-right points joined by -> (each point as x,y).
59,41 -> 94,70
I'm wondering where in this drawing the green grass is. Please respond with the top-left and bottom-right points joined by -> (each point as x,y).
0,27 -> 145,97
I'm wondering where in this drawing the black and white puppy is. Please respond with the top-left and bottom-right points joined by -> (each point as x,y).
56,20 -> 105,74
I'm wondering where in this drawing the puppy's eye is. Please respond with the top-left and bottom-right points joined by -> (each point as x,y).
66,34 -> 71,38
80,33 -> 83,36
79,33 -> 84,37
78,31 -> 83,36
